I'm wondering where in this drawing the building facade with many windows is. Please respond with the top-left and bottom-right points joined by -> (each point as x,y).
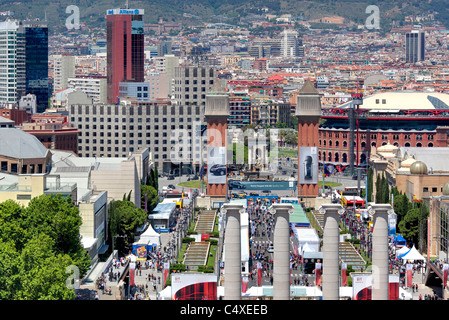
69,101 -> 206,174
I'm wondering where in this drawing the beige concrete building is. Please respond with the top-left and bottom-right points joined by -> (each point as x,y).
370,143 -> 449,201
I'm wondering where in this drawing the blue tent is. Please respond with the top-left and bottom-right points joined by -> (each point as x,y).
394,234 -> 407,247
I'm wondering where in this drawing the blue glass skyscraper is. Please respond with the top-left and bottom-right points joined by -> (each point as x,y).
23,19 -> 49,113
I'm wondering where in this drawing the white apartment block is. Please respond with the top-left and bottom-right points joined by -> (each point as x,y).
67,76 -> 107,104
53,54 -> 75,93
280,29 -> 299,57
0,19 -> 25,106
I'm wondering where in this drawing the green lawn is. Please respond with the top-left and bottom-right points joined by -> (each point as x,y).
323,181 -> 342,188
178,180 -> 205,189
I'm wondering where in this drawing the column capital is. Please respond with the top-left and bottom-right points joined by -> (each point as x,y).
221,203 -> 245,215
368,204 -> 393,215
269,203 -> 294,215
318,203 -> 344,215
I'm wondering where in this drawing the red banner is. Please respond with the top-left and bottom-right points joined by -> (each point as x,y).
406,264 -> 413,288
164,262 -> 170,286
444,264 -> 449,288
242,276 -> 248,293
341,263 -> 347,286
315,263 -> 322,286
389,274 -> 400,300
257,263 -> 262,286
129,262 -> 136,287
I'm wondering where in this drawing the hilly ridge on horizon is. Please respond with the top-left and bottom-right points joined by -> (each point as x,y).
0,0 -> 448,33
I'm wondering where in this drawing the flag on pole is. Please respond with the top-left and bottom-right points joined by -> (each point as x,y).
412,194 -> 423,203
257,263 -> 262,286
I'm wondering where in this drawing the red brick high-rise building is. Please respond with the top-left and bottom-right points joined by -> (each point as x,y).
106,7 -> 145,103
205,82 -> 229,198
296,80 -> 322,200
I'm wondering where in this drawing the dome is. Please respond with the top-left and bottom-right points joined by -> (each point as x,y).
410,161 -> 428,175
443,182 -> 449,196
377,141 -> 398,153
400,156 -> 416,168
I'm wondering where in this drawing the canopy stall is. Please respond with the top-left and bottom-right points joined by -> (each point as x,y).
399,245 -> 425,261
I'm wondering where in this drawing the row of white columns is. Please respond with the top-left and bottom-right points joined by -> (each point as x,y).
221,202 -> 392,300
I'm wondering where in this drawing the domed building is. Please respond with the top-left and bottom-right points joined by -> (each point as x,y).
0,127 -> 52,174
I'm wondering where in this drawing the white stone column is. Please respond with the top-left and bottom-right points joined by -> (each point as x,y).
270,203 -> 294,300
221,203 -> 244,300
370,204 -> 391,300
320,204 -> 343,300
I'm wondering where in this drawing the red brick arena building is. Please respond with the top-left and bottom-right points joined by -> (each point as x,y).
319,91 -> 449,167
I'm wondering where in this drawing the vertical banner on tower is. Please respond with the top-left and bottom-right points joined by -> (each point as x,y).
129,261 -> 136,287
315,262 -> 322,286
341,263 -> 347,286
444,264 -> 449,288
242,276 -> 248,293
207,146 -> 226,184
164,262 -> 170,286
257,263 -> 262,286
299,147 -> 318,184
406,264 -> 413,288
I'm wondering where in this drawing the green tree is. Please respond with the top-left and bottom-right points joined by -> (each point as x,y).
23,194 -> 90,275
398,208 -> 421,245
108,200 -> 146,254
141,184 -> 159,212
0,195 -> 89,299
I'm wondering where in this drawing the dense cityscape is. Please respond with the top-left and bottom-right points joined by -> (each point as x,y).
1,1 -> 449,305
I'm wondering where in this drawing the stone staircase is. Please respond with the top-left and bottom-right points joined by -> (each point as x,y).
183,242 -> 210,266
310,210 -> 366,269
339,241 -> 366,269
194,210 -> 216,234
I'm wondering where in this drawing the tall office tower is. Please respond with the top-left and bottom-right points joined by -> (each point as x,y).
53,54 -> 75,93
157,40 -> 172,56
23,18 -> 48,113
405,30 -> 425,63
280,29 -> 299,57
173,65 -> 216,106
106,7 -> 145,103
0,19 -> 25,106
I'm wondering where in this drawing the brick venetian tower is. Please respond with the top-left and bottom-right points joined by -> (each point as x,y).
296,79 -> 322,200
205,80 -> 229,198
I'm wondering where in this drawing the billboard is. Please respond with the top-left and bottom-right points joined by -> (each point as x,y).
299,147 -> 318,184
207,146 -> 226,184
171,273 -> 217,300
228,180 -> 297,191
352,273 -> 371,300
